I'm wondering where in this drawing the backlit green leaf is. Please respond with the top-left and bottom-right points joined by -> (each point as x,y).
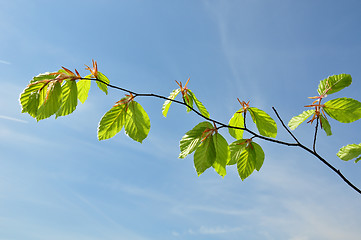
288,110 -> 315,130
56,80 -> 78,118
229,139 -> 247,165
162,88 -> 181,117
228,110 -> 244,140
237,146 -> 256,180
337,143 -> 361,162
212,133 -> 229,177
36,81 -> 62,121
320,115 -> 332,136
77,74 -> 92,104
98,103 -> 127,140
324,98 -> 361,123
249,107 -> 277,138
179,122 -> 213,159
184,92 -> 194,112
20,81 -> 46,114
194,136 -> 216,176
317,74 -> 352,96
30,72 -> 56,83
26,92 -> 40,118
188,90 -> 210,118
124,101 -> 151,143
96,72 -> 110,95
252,142 -> 265,171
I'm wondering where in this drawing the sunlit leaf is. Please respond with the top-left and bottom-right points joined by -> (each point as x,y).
194,136 -> 216,176
337,143 -> 361,162
96,72 -> 110,95
288,110 -> 315,130
179,122 -> 213,159
320,115 -> 332,136
56,80 -> 78,118
36,81 -> 62,121
229,139 -> 247,165
317,74 -> 352,96
324,97 -> 361,123
237,146 -> 256,180
184,92 -> 194,112
26,92 -> 40,118
228,110 -> 244,140
124,101 -> 151,143
249,107 -> 277,138
98,103 -> 127,140
30,72 -> 56,83
77,74 -> 92,104
162,88 -> 181,117
188,90 -> 210,118
212,133 -> 229,177
252,142 -> 265,171
20,81 -> 46,114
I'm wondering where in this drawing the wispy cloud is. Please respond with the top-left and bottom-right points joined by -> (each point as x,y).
0,59 -> 11,65
189,225 -> 243,235
0,115 -> 27,123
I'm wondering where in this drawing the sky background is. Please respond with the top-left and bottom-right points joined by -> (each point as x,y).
1,0 -> 361,239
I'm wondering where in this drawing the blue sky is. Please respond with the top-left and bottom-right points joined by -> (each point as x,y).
1,0 -> 361,239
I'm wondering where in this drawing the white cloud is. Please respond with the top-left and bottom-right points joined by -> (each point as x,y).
0,115 -> 27,123
0,59 -> 11,64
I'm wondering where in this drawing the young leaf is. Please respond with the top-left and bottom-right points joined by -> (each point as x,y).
124,101 -> 151,143
323,98 -> 361,123
237,146 -> 256,180
162,88 -> 181,117
96,72 -> 110,95
179,122 -> 213,159
228,111 -> 244,140
77,74 -> 92,104
184,92 -> 194,112
212,133 -> 230,177
288,110 -> 315,130
26,92 -> 40,118
188,90 -> 210,118
252,142 -> 265,171
98,103 -> 127,140
337,143 -> 361,162
320,115 -> 332,136
20,81 -> 47,114
249,107 -> 277,138
30,72 -> 57,83
229,139 -> 247,165
56,80 -> 78,118
194,136 -> 216,176
317,74 -> 352,96
36,81 -> 62,121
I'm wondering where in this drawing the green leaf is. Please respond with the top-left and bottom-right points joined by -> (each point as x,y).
162,88 -> 181,117
56,80 -> 78,118
355,156 -> 361,163
212,133 -> 229,177
237,145 -> 256,180
317,74 -> 352,96
188,90 -> 210,118
249,107 -> 277,138
30,72 -> 56,83
324,98 -> 361,123
77,74 -> 92,104
36,81 -> 62,121
20,81 -> 47,114
194,136 -> 216,176
179,122 -> 213,159
184,92 -> 194,112
252,142 -> 265,171
288,110 -> 315,130
124,101 -> 151,143
320,115 -> 332,136
337,143 -> 361,162
96,72 -> 110,95
228,110 -> 244,140
229,139 -> 247,165
26,92 -> 40,118
98,103 -> 127,140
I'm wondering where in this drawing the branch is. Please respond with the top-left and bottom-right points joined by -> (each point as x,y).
84,78 -> 361,195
